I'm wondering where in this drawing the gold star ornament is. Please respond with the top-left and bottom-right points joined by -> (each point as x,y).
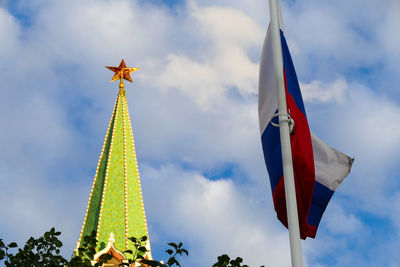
106,59 -> 139,85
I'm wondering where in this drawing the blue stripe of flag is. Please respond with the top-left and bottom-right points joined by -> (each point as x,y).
280,30 -> 307,118
261,110 -> 283,193
307,181 -> 334,227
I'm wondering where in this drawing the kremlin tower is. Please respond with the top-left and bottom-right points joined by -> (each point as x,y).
75,60 -> 152,266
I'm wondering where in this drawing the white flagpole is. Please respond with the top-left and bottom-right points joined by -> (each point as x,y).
268,0 -> 304,266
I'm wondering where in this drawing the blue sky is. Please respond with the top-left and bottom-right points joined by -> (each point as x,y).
0,0 -> 400,266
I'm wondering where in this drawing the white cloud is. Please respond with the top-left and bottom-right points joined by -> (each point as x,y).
157,54 -> 225,110
154,5 -> 262,111
0,8 -> 20,58
280,0 -> 392,82
301,77 -> 347,103
323,203 -> 363,235
191,5 -> 262,96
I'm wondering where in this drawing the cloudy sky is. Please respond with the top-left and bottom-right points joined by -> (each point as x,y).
0,0 -> 399,266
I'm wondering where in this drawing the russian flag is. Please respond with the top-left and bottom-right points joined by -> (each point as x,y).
258,23 -> 353,239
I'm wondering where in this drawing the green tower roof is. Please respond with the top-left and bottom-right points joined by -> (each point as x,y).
76,60 -> 150,260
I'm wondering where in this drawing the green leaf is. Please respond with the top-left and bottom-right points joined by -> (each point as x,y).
44,232 -> 50,240
128,237 -> 138,243
8,242 -> 18,248
141,259 -> 162,267
230,257 -> 243,264
167,257 -> 177,265
168,242 -> 178,250
140,236 -> 148,242
165,249 -> 173,255
55,240 -> 63,248
123,249 -> 133,254
181,248 -> 189,256
138,246 -> 147,252
0,250 -> 5,260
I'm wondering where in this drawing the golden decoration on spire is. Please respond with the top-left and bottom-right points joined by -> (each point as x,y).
106,59 -> 140,91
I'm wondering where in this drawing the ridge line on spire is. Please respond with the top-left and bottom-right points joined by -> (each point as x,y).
122,96 -> 130,250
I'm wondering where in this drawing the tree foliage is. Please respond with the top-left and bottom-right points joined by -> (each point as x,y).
0,228 -> 263,266
0,227 -> 66,267
0,228 -> 187,267
212,254 -> 264,267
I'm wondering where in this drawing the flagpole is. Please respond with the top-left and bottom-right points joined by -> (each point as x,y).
268,0 -> 304,266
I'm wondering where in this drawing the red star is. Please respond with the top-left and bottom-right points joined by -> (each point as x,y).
106,59 -> 139,83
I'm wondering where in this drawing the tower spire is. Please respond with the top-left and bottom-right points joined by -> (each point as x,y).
76,60 -> 151,264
